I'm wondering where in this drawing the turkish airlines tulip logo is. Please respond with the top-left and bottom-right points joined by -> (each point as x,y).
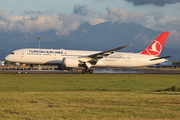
147,40 -> 162,56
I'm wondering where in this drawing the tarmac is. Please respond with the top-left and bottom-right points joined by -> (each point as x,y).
0,68 -> 180,74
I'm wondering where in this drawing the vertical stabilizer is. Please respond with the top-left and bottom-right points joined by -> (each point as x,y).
140,32 -> 169,57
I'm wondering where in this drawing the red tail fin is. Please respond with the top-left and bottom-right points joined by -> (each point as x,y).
140,32 -> 169,57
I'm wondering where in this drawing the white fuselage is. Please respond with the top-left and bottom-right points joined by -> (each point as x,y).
5,48 -> 167,68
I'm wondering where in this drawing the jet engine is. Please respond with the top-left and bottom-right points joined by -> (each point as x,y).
62,57 -> 80,68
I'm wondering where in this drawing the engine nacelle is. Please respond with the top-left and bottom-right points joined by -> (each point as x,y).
62,57 -> 79,68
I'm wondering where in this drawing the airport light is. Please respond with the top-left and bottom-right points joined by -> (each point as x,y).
37,37 -> 42,70
37,37 -> 41,49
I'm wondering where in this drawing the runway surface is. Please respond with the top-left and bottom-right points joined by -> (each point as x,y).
0,68 -> 180,74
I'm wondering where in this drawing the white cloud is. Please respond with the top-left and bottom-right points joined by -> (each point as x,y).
147,11 -> 164,22
144,17 -> 180,48
169,30 -> 180,42
55,14 -> 82,35
105,6 -> 148,24
0,11 -> 82,35
88,18 -> 107,25
0,6 -> 180,48
166,18 -> 180,30
0,7 -> 150,35
0,10 -> 9,22
166,30 -> 180,48
150,18 -> 180,32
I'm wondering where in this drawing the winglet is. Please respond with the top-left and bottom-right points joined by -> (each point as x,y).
140,32 -> 169,57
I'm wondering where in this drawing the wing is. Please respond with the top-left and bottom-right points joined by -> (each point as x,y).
79,44 -> 132,65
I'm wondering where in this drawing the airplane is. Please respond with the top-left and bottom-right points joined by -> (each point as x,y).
5,32 -> 171,74
148,61 -> 173,68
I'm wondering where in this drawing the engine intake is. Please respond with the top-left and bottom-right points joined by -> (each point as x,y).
62,57 -> 79,68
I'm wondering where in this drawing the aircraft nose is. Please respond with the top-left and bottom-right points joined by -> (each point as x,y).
5,55 -> 11,61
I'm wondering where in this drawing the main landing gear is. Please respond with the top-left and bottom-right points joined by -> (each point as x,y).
81,62 -> 93,74
82,69 -> 93,74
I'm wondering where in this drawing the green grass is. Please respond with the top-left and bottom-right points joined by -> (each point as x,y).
0,74 -> 180,120
1,74 -> 180,92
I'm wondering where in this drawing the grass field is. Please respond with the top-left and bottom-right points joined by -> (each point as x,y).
0,74 -> 180,120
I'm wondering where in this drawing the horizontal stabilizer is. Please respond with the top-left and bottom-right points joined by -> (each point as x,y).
150,56 -> 172,61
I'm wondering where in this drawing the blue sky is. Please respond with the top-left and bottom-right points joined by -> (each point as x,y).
1,0 -> 180,16
2,0 -> 180,17
1,0 -> 180,48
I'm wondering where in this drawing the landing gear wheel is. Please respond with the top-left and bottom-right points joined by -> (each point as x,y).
85,69 -> 89,73
82,70 -> 86,74
89,69 -> 93,74
82,69 -> 94,74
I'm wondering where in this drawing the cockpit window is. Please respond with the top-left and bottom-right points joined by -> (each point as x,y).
10,52 -> 15,55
